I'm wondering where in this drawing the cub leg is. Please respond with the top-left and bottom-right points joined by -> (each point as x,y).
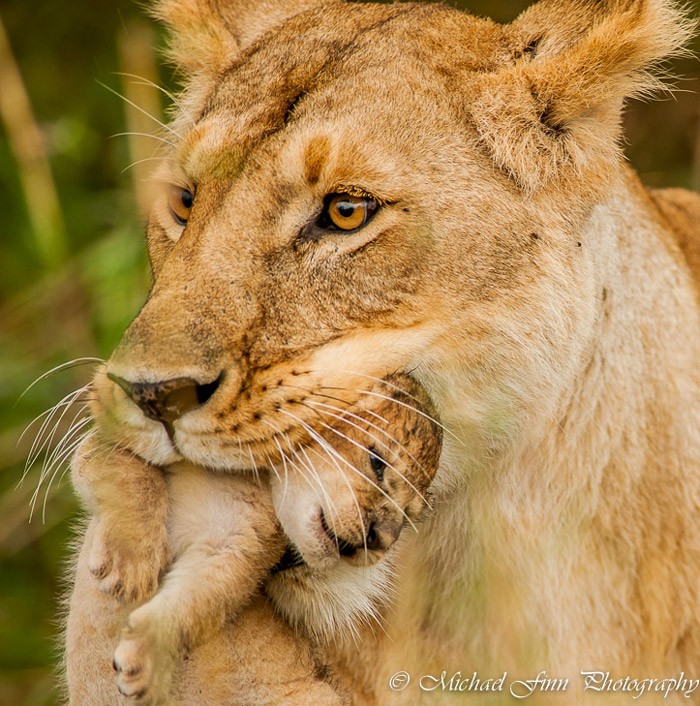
65,519 -> 133,706
67,527 -> 346,706
70,435 -> 170,603
113,467 -> 286,705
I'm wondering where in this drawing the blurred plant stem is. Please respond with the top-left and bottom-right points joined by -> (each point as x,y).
0,11 -> 67,271
118,20 -> 164,220
0,11 -> 157,697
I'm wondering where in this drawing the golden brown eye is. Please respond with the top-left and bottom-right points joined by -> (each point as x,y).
168,185 -> 194,226
321,193 -> 379,232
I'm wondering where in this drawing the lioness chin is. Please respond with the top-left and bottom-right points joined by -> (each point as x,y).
65,0 -> 700,704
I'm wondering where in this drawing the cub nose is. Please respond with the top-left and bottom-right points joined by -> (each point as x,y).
108,372 -> 222,424
332,519 -> 403,558
364,519 -> 402,552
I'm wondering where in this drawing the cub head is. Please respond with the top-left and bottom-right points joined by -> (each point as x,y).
90,0 -> 692,483
270,373 -> 443,571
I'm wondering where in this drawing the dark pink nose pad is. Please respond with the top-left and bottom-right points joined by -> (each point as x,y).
108,372 -> 221,423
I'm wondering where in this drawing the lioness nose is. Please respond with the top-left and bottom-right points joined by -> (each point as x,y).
108,373 -> 222,423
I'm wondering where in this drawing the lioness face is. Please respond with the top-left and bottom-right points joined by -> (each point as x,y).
270,374 -> 442,570
92,1 -> 627,482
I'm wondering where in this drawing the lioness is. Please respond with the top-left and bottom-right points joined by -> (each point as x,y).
65,0 -> 700,704
70,373 -> 441,705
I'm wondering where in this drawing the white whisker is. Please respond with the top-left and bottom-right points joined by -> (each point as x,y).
247,445 -> 261,486
18,357 -> 102,402
289,447 -> 342,539
306,393 -> 429,478
302,440 -> 357,550
291,443 -> 342,543
40,426 -> 96,523
110,131 -> 175,148
120,156 -> 169,175
281,409 -> 419,539
299,421 -> 369,558
23,385 -> 90,476
303,399 -> 431,509
260,421 -> 292,502
97,80 -> 182,139
263,451 -> 282,484
274,423 -> 343,542
113,71 -> 183,110
280,383 -> 434,493
294,396 -> 426,516
323,383 -> 461,447
38,405 -> 91,484
19,390 -> 83,454
31,415 -> 93,522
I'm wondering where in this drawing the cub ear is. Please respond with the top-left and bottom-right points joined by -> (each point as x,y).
152,0 -> 338,75
471,0 -> 695,191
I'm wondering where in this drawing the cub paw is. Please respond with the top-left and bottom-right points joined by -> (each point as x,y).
113,613 -> 174,705
87,529 -> 112,580
88,520 -> 169,604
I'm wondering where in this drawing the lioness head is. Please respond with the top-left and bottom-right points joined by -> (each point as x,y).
91,0 -> 692,486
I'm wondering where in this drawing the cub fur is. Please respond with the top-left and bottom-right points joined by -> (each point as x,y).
65,0 -> 700,704
69,375 -> 442,705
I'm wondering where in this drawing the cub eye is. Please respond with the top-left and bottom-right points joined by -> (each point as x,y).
168,185 -> 194,226
368,448 -> 387,482
319,193 -> 379,232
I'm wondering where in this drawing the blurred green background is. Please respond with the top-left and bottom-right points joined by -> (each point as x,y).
0,0 -> 698,704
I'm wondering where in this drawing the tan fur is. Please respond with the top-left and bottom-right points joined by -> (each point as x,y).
650,187 -> 700,291
68,376 -> 441,704
64,0 -> 700,704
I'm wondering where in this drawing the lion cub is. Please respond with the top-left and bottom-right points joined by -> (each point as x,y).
71,374 -> 442,705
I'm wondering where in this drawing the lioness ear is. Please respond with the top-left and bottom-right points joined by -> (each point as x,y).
152,0 -> 338,75
471,0 -> 695,191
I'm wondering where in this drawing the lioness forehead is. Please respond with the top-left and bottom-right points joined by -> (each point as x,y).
178,2 -> 510,175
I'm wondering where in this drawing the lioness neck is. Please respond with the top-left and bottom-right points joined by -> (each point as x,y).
356,168 -> 700,693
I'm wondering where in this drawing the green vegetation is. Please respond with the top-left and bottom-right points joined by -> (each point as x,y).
0,1 -> 698,704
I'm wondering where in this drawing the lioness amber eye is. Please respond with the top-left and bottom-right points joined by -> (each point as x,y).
321,193 -> 378,232
168,186 -> 194,226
